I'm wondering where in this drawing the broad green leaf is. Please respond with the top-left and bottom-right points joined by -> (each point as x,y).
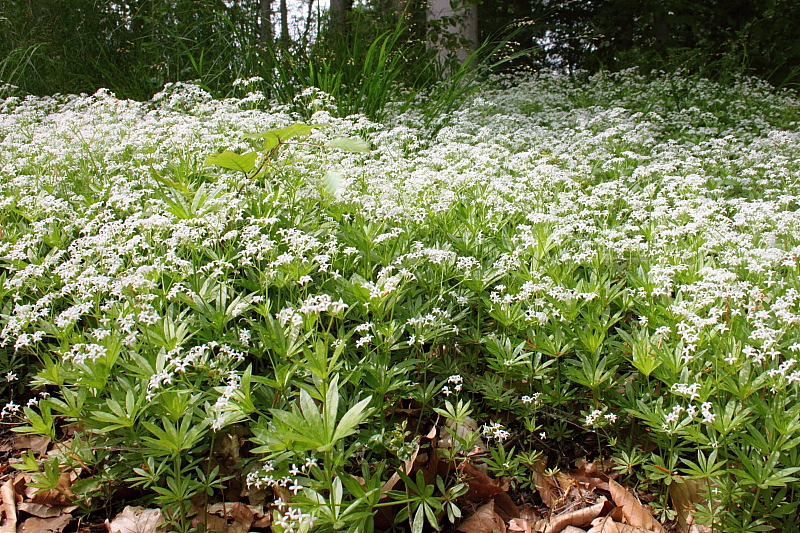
205,151 -> 258,173
324,375 -> 340,438
322,170 -> 344,195
243,123 -> 319,141
299,388 -> 325,431
331,396 -> 373,444
324,137 -> 370,152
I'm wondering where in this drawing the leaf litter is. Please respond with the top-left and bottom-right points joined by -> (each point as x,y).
0,422 -> 687,533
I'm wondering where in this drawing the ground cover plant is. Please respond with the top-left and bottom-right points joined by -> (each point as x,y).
0,69 -> 800,532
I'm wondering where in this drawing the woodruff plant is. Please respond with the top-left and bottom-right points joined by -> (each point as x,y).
2,72 -> 800,532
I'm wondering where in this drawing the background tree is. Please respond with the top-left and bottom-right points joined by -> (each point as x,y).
2,0 -> 799,101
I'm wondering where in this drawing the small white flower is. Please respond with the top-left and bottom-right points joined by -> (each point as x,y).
289,480 -> 303,494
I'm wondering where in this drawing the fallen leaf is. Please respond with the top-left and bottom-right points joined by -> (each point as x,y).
17,503 -> 76,518
575,458 -> 617,477
668,480 -> 705,533
0,479 -> 16,533
536,500 -> 606,533
7,435 -> 51,456
252,513 -> 271,529
571,459 -> 613,492
533,471 -> 561,509
494,492 -> 521,521
28,473 -> 75,506
107,506 -> 164,533
229,502 -> 254,533
518,505 -> 540,522
460,461 -> 507,503
206,503 -> 264,520
191,512 -> 228,533
608,479 -> 665,533
589,517 -> 654,533
457,500 -> 507,533
508,518 -> 532,533
587,516 -> 620,533
18,515 -> 71,533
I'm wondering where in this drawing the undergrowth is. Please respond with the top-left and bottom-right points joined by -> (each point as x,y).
1,69 -> 800,531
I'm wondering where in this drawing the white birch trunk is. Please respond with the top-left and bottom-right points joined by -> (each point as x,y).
427,0 -> 478,67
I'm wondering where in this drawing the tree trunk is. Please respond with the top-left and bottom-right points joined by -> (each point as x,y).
301,0 -> 316,48
329,0 -> 350,34
279,0 -> 289,49
427,0 -> 479,68
259,0 -> 273,45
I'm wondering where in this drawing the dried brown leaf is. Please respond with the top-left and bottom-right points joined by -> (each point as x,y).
107,506 -> 165,533
457,500 -> 507,533
508,518 -> 532,533
494,492 -> 521,521
461,461 -> 507,504
28,473 -> 75,506
17,503 -> 76,519
229,502 -> 254,533
18,514 -> 71,533
575,458 -> 617,477
7,435 -> 51,456
668,480 -> 705,533
519,505 -> 541,522
206,503 -> 264,520
543,500 -> 605,533
192,512 -> 229,533
589,517 -> 653,533
0,479 -> 16,533
608,479 -> 665,533
533,471 -> 560,509
587,516 -> 621,533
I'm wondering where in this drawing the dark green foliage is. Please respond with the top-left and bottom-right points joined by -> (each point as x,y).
478,0 -> 800,89
0,0 -> 266,99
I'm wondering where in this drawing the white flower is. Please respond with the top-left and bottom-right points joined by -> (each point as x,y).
355,335 -> 374,348
585,409 -> 602,426
289,480 -> 303,494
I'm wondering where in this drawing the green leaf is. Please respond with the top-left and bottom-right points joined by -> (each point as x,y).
244,123 -> 321,153
321,170 -> 344,195
331,396 -> 373,445
243,123 -> 319,141
299,388 -> 325,431
205,151 -> 258,173
324,138 -> 370,152
324,375 -> 340,439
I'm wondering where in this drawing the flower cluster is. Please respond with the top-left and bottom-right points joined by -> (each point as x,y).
481,422 -> 510,442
